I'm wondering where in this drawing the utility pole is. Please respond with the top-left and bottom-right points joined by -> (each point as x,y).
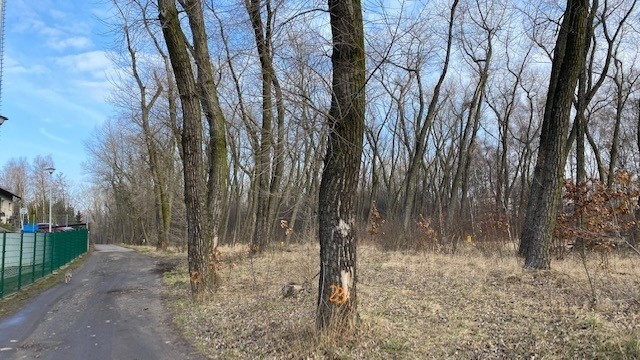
0,0 -> 7,128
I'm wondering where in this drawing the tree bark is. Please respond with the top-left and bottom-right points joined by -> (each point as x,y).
573,0 -> 597,185
519,0 -> 590,269
182,0 -> 228,261
317,0 -> 365,331
246,0 -> 276,253
158,0 -> 210,297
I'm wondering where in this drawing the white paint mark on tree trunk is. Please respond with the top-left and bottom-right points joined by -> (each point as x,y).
337,219 -> 350,237
341,268 -> 353,299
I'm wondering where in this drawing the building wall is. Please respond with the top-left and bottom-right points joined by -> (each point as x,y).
0,196 -> 15,224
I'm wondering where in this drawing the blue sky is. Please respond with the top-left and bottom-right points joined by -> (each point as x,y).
0,0 -> 116,185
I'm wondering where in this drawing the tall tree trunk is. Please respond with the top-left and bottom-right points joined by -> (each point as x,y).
447,3 -> 493,233
606,58 -> 628,189
519,0 -> 590,269
214,7 -> 257,243
246,0 -> 277,253
183,0 -> 228,260
573,0 -> 597,185
317,0 -> 365,331
138,0 -> 182,159
158,0 -> 210,297
268,70 -> 286,237
574,71 -> 588,249
585,126 -> 606,182
402,0 -> 459,232
575,72 -> 587,184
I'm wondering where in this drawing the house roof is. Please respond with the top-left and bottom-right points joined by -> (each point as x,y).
0,186 -> 22,200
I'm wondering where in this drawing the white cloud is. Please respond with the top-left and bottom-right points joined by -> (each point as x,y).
4,55 -> 50,75
8,1 -> 93,52
39,26 -> 65,39
5,80 -> 109,129
54,51 -> 114,77
12,18 -> 44,34
47,36 -> 93,51
40,128 -> 69,144
72,79 -> 114,103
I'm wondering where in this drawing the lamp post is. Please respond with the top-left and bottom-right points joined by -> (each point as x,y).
45,167 -> 55,232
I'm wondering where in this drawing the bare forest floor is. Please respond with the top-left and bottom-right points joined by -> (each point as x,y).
141,242 -> 640,359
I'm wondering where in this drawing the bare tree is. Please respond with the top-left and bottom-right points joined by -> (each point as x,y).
317,0 -> 366,330
0,157 -> 29,226
606,56 -> 639,187
520,0 -> 591,269
158,0 -> 211,297
244,0 -> 287,252
485,43 -> 534,215
84,116 -> 153,244
0,157 -> 28,198
112,0 -> 170,250
571,0 -> 637,185
401,0 -> 459,232
182,0 -> 229,262
446,0 -> 498,233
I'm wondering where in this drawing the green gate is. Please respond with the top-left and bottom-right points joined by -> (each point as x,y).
0,229 -> 88,298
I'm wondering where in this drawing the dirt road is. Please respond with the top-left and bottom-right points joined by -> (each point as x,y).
0,244 -> 204,360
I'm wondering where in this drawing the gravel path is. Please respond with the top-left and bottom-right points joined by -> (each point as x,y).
0,244 -> 204,360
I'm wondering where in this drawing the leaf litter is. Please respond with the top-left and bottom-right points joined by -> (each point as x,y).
151,243 -> 640,359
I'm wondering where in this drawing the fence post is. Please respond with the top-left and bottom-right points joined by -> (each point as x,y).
67,232 -> 71,262
42,233 -> 47,277
1,233 -> 6,297
48,233 -> 54,274
51,232 -> 57,271
17,232 -> 24,290
32,234 -> 37,283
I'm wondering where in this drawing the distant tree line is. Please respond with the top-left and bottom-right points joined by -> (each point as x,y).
0,155 -> 79,230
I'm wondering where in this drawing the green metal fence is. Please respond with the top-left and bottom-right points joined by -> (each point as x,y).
0,229 -> 89,298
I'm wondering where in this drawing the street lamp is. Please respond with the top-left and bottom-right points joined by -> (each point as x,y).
45,167 -> 55,232
0,115 -> 7,127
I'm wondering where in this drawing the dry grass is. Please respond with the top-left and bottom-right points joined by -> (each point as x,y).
152,243 -> 640,359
